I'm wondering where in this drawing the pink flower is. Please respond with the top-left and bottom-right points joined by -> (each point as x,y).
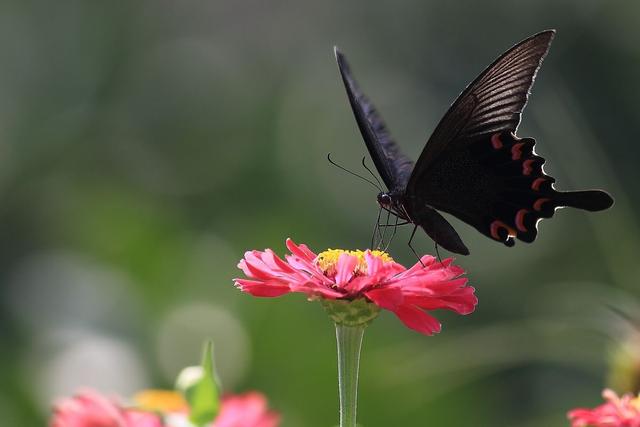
211,392 -> 280,427
50,389 -> 163,427
234,239 -> 477,335
51,390 -> 280,427
568,389 -> 640,427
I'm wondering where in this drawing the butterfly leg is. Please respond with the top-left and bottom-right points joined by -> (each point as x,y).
434,242 -> 442,263
376,209 -> 392,249
407,224 -> 425,267
377,221 -> 411,227
383,215 -> 400,252
370,206 -> 383,249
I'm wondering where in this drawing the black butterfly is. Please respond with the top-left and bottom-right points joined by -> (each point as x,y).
335,30 -> 613,256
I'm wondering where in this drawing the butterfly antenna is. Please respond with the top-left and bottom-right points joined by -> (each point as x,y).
327,153 -> 382,191
361,157 -> 383,190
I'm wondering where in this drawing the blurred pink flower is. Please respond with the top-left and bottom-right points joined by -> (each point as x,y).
211,392 -> 280,427
234,238 -> 477,335
51,389 -> 280,427
568,389 -> 640,427
50,389 -> 162,427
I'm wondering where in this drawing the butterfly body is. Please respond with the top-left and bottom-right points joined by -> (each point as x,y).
335,30 -> 614,256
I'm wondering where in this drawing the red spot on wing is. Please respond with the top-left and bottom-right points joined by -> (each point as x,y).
515,209 -> 529,232
522,159 -> 536,176
490,220 -> 516,241
511,143 -> 525,160
531,178 -> 546,191
491,133 -> 503,149
533,198 -> 551,211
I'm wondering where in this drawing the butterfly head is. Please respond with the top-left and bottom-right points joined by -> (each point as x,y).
376,192 -> 393,209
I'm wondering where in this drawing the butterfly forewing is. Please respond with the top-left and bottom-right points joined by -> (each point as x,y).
408,30 -> 555,188
335,48 -> 414,191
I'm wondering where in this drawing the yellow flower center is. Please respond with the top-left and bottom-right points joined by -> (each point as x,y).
133,390 -> 188,413
315,248 -> 393,276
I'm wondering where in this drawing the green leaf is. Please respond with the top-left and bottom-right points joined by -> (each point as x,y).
180,341 -> 220,427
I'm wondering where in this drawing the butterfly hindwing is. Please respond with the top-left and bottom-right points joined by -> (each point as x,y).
408,131 -> 613,247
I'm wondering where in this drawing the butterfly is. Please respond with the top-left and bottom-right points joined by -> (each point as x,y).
335,30 -> 613,256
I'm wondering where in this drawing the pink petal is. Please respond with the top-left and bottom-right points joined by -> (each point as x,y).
342,275 -> 376,294
241,252 -> 284,280
393,277 -> 469,296
365,287 -> 404,310
567,389 -> 640,427
213,391 -> 280,427
405,292 -> 478,314
392,305 -> 442,335
365,251 -> 383,276
286,238 -> 317,262
262,250 -> 297,275
234,279 -> 292,297
335,253 -> 357,286
50,389 -> 128,427
123,411 -> 163,427
284,254 -> 333,286
345,263 -> 403,294
289,281 -> 345,299
395,257 -> 457,281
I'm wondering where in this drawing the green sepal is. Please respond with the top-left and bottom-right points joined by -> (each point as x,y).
321,298 -> 380,326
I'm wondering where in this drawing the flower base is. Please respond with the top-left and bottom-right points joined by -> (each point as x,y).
321,298 -> 380,327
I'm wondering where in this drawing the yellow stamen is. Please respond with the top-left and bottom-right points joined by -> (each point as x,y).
315,248 -> 393,276
133,390 -> 188,413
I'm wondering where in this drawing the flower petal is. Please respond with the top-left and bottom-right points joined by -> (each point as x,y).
567,389 -> 640,427
213,391 -> 280,427
289,281 -> 345,299
335,253 -> 357,286
286,238 -> 317,262
241,251 -> 287,280
234,279 -> 292,297
405,286 -> 478,314
365,251 -> 383,276
392,305 -> 442,335
262,249 -> 298,275
365,287 -> 404,310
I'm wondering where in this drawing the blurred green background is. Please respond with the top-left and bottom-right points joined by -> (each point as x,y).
1,1 -> 639,426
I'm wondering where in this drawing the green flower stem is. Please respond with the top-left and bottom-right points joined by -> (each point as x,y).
335,322 -> 366,427
322,299 -> 378,427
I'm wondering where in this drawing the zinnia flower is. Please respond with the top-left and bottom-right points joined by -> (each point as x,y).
568,389 -> 640,427
50,389 -> 163,427
234,238 -> 477,335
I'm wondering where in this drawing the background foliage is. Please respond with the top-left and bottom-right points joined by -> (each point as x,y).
1,1 -> 638,426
